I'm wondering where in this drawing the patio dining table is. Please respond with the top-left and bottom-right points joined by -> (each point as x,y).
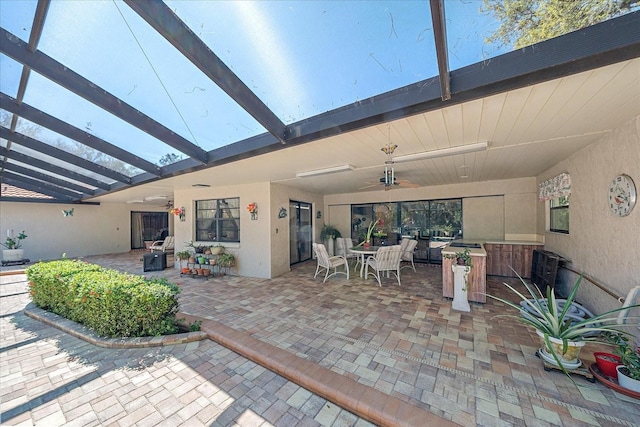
349,246 -> 381,278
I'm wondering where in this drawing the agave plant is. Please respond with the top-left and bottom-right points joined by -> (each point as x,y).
489,271 -> 640,372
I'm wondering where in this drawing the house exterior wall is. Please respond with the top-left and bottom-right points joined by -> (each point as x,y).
324,177 -> 539,242
540,115 -> 640,320
174,182 -> 272,279
0,202 -> 167,262
270,183 -> 324,278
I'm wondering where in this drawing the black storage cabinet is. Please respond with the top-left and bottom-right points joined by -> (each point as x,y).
143,252 -> 167,272
530,249 -> 561,293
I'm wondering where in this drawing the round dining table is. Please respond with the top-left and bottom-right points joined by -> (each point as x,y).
348,246 -> 381,278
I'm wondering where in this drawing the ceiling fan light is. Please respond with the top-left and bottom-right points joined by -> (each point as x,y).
392,141 -> 488,163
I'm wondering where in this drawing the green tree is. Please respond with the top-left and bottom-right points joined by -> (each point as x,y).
482,0 -> 638,49
158,152 -> 184,166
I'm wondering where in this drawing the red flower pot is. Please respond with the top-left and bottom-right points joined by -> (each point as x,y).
594,352 -> 622,379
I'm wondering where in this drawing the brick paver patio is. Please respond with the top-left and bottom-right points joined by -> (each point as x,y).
1,253 -> 638,426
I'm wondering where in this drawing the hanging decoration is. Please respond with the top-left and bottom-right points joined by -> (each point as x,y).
278,207 -> 287,218
247,202 -> 258,220
170,206 -> 186,222
538,173 -> 571,201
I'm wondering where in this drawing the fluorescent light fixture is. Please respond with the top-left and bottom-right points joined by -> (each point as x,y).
392,141 -> 488,163
296,164 -> 354,178
126,199 -> 144,204
145,195 -> 167,201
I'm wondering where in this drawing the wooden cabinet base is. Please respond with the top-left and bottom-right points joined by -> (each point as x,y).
442,255 -> 487,303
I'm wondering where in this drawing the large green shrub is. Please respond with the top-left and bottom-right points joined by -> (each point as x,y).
27,260 -> 181,338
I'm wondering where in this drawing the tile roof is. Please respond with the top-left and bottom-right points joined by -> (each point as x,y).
0,184 -> 53,199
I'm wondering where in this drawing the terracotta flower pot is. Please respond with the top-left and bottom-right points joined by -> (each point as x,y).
594,352 -> 622,379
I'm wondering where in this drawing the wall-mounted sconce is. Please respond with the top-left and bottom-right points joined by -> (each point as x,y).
317,211 -> 322,219
278,207 -> 287,218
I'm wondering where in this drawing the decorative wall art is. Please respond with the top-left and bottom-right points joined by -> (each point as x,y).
247,202 -> 258,220
278,207 -> 287,218
170,206 -> 186,222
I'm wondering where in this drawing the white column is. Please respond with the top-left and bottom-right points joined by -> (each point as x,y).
452,265 -> 471,312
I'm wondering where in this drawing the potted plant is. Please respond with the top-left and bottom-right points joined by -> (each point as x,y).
1,230 -> 27,262
593,351 -> 622,379
443,247 -> 473,267
176,250 -> 191,272
320,224 -> 342,255
488,274 -> 640,374
356,220 -> 380,248
218,253 -> 236,273
212,244 -> 225,255
604,332 -> 640,391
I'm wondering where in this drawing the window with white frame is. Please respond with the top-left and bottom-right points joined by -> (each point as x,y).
539,173 -> 571,235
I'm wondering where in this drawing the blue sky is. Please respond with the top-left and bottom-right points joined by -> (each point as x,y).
1,1 -> 504,171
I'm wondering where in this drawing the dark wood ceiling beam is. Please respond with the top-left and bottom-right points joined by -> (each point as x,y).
1,93 -> 161,176
2,162 -> 96,196
2,171 -> 80,200
0,27 -> 209,164
0,147 -> 111,191
124,0 -> 288,143
429,0 -> 451,101
0,127 -> 129,185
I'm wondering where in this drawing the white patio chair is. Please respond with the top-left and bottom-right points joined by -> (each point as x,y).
400,238 -> 418,272
365,245 -> 402,287
336,237 -> 359,267
150,236 -> 175,253
312,243 -> 349,283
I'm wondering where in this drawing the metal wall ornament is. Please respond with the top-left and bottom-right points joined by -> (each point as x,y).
247,202 -> 258,220
278,207 -> 287,218
62,208 -> 74,217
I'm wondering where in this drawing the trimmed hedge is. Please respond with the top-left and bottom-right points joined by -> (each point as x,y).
27,259 -> 181,338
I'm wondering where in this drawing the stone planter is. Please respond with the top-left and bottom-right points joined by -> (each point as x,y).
2,249 -> 24,262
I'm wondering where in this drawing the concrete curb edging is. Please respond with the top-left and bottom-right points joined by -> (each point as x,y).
24,303 -> 207,348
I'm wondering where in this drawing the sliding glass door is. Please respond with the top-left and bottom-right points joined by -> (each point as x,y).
289,201 -> 312,265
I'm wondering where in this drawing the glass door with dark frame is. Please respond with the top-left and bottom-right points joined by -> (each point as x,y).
289,201 -> 312,265
131,211 -> 168,250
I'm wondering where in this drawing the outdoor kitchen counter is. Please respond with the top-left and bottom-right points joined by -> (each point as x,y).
441,241 -> 487,303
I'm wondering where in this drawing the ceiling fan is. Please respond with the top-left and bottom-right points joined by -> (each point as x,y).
359,141 -> 418,191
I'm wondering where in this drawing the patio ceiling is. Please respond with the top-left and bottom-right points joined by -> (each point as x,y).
1,1 -> 639,205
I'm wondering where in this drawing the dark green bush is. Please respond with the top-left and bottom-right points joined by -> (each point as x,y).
27,260 -> 181,338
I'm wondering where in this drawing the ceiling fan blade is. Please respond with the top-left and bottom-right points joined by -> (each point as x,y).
397,180 -> 419,188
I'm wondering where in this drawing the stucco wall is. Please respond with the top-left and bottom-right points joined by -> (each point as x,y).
0,201 -> 167,262
174,182 -> 271,279
540,116 -> 640,319
270,183 -> 323,278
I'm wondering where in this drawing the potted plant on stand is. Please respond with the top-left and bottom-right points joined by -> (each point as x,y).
488,274 -> 640,376
320,224 -> 341,256
444,248 -> 473,312
176,250 -> 192,274
1,230 -> 28,264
